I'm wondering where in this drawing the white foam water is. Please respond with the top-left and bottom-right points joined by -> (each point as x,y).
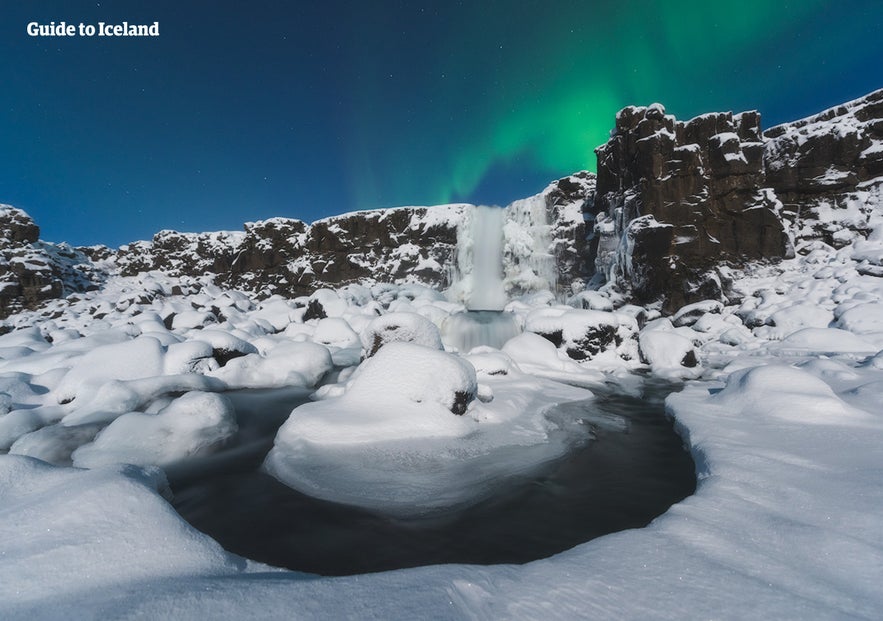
441,310 -> 522,352
448,198 -> 557,310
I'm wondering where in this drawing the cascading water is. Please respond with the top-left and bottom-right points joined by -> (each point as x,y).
443,205 -> 525,351
466,205 -> 507,311
447,196 -> 558,307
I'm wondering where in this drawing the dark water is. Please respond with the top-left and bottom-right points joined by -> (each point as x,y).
169,381 -> 695,576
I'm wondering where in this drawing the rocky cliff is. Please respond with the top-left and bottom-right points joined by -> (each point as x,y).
0,174 -> 592,320
591,105 -> 791,312
764,88 -> 883,251
2,88 -> 882,321
0,206 -> 107,318
589,88 -> 883,311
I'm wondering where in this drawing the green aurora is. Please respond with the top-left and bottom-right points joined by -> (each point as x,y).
339,0 -> 877,209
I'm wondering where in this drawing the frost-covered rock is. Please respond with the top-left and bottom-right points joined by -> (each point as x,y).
765,88 -> 883,247
524,308 -> 637,363
208,340 -> 333,389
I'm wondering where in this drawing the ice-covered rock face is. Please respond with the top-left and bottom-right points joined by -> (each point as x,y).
447,186 -> 590,307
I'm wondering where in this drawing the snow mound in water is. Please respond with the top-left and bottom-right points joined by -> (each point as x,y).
264,342 -> 592,517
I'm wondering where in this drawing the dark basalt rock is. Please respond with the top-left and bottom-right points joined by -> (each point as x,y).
535,329 -> 564,348
0,206 -> 106,319
450,390 -> 473,416
545,171 -> 596,289
302,299 -> 327,322
212,347 -> 248,367
591,103 -> 791,312
565,323 -> 618,360
0,207 -> 40,246
764,88 -> 883,247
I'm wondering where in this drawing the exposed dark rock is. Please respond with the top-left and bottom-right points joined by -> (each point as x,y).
544,171 -> 596,289
212,347 -> 248,367
681,350 -> 699,368
302,299 -> 327,322
0,207 -> 40,245
591,103 -> 791,312
672,300 -> 724,328
535,329 -> 564,348
1,206 -> 107,319
565,323 -> 618,360
450,390 -> 473,416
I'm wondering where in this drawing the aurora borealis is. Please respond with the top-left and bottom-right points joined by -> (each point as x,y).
2,0 -> 883,246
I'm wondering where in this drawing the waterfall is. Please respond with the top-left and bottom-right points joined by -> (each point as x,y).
468,206 -> 508,310
447,196 -> 557,307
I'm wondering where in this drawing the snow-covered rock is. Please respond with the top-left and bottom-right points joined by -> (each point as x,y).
360,311 -> 443,357
71,391 -> 238,468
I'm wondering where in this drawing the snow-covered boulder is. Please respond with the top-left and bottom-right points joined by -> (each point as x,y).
71,391 -> 238,468
525,308 -> 636,362
638,329 -> 699,376
359,311 -> 443,357
265,341 -> 593,517
54,336 -> 167,404
208,340 -> 333,389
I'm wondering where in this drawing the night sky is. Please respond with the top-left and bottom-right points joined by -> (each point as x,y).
2,1 -> 882,247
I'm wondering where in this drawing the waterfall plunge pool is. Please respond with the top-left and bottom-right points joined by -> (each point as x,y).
168,380 -> 696,576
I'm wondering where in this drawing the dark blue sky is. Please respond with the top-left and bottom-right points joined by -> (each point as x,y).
2,1 -> 882,247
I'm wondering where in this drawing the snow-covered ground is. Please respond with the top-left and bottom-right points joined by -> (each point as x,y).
2,219 -> 883,618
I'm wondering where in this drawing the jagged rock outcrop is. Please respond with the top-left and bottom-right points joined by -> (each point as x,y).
590,89 -> 883,312
117,230 -> 242,278
591,104 -> 791,311
544,171 -> 595,291
764,88 -> 883,248
115,206 -> 466,299
4,89 -> 881,321
0,206 -> 106,319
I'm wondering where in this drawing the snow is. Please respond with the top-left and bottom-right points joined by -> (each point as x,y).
265,342 -> 593,517
359,311 -> 443,355
54,336 -> 167,404
2,135 -> 883,616
638,329 -> 700,378
208,340 -> 333,389
71,391 -> 238,468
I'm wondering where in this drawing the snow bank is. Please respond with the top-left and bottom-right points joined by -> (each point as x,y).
0,456 -> 244,612
71,391 -> 238,468
54,336 -> 166,403
638,330 -> 700,378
